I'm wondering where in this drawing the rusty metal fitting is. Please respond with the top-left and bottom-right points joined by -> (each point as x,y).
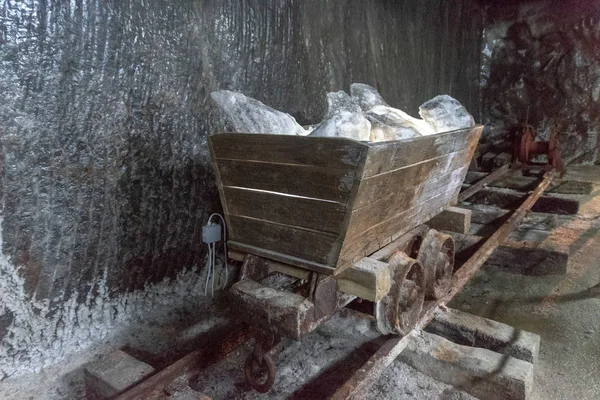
513,124 -> 563,172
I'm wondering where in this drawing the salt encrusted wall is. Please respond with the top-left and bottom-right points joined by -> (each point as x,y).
481,0 -> 600,164
0,0 -> 483,378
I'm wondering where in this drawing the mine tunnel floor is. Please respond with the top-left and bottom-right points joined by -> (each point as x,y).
451,167 -> 600,400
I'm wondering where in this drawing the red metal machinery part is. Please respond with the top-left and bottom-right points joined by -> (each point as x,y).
513,124 -> 563,172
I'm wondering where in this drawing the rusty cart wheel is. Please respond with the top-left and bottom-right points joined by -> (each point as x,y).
417,229 -> 455,300
244,351 -> 275,393
375,251 -> 426,336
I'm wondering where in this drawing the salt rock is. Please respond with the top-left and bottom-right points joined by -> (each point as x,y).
366,113 -> 422,142
326,90 -> 362,117
419,95 -> 474,133
210,90 -> 307,135
350,83 -> 388,111
368,105 -> 436,137
309,111 -> 371,141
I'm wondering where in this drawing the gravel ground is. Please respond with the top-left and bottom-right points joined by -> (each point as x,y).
191,309 -> 476,400
0,296 -> 229,400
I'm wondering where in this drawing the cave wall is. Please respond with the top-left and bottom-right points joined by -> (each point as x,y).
0,0 -> 483,378
482,0 -> 600,164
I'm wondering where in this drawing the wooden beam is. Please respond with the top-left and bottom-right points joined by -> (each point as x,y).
463,186 -> 580,215
492,152 -> 512,169
426,206 -> 471,234
399,332 -> 533,400
229,250 -> 311,280
462,203 -> 568,226
465,171 -> 595,195
480,151 -> 500,171
334,258 -> 391,302
563,165 -> 600,183
458,164 -> 514,202
426,308 -> 541,364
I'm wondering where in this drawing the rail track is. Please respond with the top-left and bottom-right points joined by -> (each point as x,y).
104,160 -> 599,400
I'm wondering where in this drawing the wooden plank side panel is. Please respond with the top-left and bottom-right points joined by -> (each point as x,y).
224,186 -> 346,234
363,126 -> 482,178
346,166 -> 469,238
336,187 -> 458,272
455,125 -> 483,204
210,133 -> 368,170
353,148 -> 473,209
228,215 -> 341,267
217,159 -> 356,202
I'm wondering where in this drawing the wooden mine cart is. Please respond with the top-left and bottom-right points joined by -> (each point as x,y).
209,125 -> 483,392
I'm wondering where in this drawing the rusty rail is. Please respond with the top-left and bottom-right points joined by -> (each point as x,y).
113,324 -> 251,400
331,170 -> 556,400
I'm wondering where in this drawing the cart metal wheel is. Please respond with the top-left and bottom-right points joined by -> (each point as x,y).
244,351 -> 275,393
375,251 -> 425,336
417,229 -> 455,300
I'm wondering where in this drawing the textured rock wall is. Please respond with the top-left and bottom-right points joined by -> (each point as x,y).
0,0 -> 483,378
482,0 -> 600,164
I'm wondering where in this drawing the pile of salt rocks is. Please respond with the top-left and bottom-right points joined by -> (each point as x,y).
210,83 -> 474,142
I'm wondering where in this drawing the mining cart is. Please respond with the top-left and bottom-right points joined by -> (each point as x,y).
208,126 -> 483,392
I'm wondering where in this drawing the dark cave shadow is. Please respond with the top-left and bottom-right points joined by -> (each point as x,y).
288,336 -> 388,400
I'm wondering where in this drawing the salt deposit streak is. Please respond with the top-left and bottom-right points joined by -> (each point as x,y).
0,216 -> 208,380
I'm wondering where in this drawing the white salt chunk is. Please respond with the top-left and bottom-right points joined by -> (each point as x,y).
367,105 -> 436,141
366,113 -> 422,142
350,83 -> 437,140
326,90 -> 362,117
210,90 -> 307,135
350,83 -> 389,111
309,111 -> 371,141
419,94 -> 475,133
